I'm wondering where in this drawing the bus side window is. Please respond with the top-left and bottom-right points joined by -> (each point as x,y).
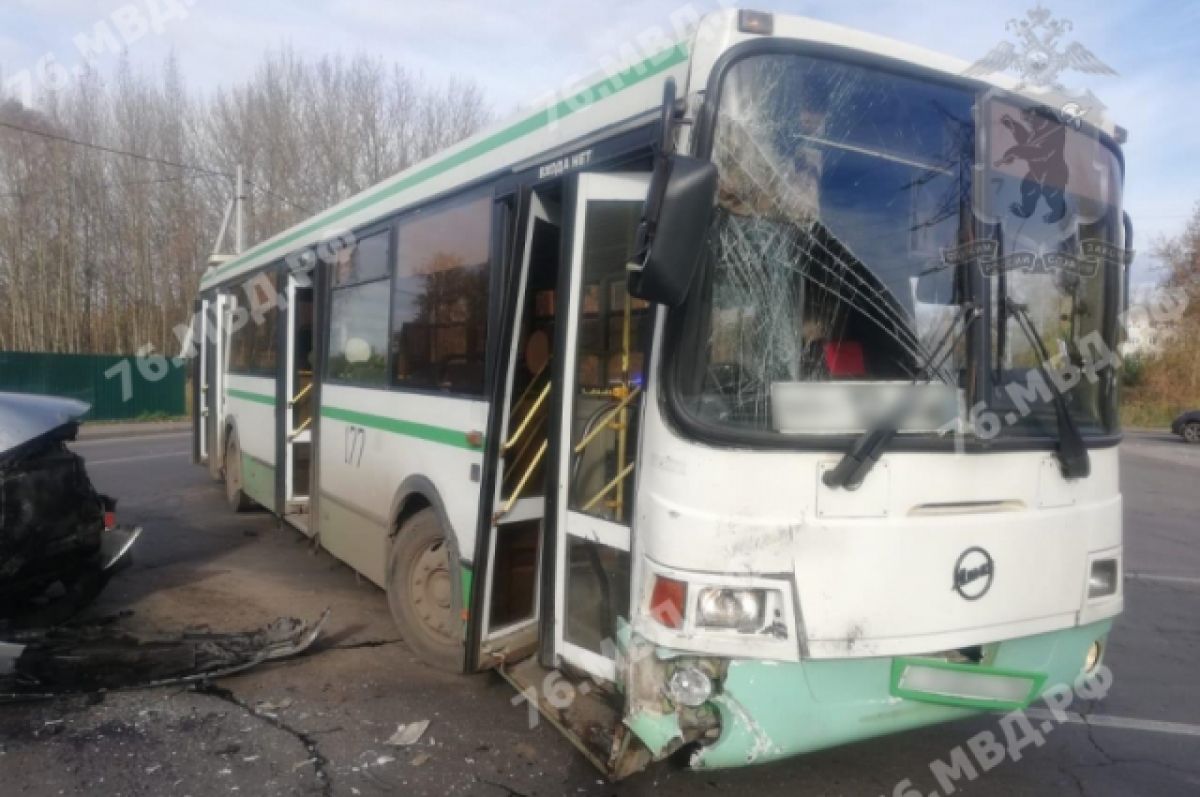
391,193 -> 492,395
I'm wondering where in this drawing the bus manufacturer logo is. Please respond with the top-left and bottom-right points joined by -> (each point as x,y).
953,547 -> 995,600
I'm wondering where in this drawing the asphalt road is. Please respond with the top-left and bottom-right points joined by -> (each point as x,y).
0,430 -> 1197,796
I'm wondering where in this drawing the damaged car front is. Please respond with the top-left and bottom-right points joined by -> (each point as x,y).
0,392 -> 140,627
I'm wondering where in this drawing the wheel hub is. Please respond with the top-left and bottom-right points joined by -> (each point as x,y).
409,540 -> 453,643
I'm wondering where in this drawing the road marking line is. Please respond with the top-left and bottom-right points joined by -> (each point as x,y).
1126,572 -> 1200,587
1026,708 -> 1200,738
88,451 -> 190,466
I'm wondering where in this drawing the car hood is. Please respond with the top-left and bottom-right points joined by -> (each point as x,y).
0,392 -> 90,463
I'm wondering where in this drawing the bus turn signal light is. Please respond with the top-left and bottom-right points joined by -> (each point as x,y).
738,10 -> 774,35
650,576 -> 687,629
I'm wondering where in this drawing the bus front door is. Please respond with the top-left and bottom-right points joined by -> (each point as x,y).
551,172 -> 651,683
475,191 -> 561,665
472,174 -> 652,776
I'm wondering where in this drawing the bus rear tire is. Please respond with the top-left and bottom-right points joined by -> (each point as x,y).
387,508 -> 461,672
224,433 -> 254,513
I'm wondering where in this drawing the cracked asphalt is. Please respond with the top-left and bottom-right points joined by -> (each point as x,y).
0,429 -> 1197,796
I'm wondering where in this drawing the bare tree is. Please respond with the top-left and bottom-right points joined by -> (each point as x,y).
0,48 -> 491,356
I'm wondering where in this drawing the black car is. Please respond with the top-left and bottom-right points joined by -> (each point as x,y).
0,392 -> 139,626
1171,409 -> 1200,444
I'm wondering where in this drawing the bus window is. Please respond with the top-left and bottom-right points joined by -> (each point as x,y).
391,193 -> 492,394
328,230 -> 391,384
229,272 -> 280,376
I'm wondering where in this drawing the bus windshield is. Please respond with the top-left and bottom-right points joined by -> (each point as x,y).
671,52 -> 1124,440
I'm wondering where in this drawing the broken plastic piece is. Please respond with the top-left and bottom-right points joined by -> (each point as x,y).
0,610 -> 330,699
386,719 -> 430,746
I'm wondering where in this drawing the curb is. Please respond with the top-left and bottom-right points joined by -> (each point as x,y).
76,421 -> 191,441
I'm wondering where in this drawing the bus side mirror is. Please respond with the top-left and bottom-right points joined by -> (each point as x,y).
627,153 -> 718,307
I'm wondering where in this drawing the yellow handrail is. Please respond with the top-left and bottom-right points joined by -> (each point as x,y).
573,386 -> 641,455
509,361 -> 549,416
289,381 -> 313,407
289,416 -> 312,440
503,381 -> 552,452
494,440 -> 549,522
580,462 -> 635,513
503,412 -> 547,491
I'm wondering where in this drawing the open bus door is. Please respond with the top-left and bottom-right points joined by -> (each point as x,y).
472,173 -> 653,776
207,292 -> 232,482
193,297 -> 210,465
473,191 -> 560,666
279,266 -> 316,531
549,173 -> 651,684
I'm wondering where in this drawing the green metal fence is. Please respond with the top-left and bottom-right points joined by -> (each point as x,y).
0,351 -> 186,421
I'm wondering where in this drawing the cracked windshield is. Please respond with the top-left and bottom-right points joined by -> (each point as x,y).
674,53 -> 1123,438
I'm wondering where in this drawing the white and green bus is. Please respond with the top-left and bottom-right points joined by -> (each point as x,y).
192,9 -> 1129,776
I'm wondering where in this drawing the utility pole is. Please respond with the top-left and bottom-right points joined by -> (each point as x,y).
234,163 -> 246,255
205,164 -> 247,271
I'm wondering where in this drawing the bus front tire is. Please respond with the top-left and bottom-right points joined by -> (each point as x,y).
387,508 -> 461,672
223,434 -> 253,513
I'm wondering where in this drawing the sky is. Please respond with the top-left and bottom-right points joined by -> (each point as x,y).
1,0 -> 1197,284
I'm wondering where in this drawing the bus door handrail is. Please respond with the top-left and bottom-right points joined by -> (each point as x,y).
502,381 -> 551,453
288,381 -> 313,408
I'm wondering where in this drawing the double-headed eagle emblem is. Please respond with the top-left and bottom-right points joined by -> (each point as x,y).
965,4 -> 1116,90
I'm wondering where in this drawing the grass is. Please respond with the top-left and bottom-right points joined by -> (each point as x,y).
1121,400 -> 1181,430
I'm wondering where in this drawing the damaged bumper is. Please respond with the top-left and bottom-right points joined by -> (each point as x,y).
624,620 -> 1112,769
99,525 -> 142,573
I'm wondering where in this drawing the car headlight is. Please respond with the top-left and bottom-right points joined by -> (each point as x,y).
696,587 -> 767,630
1088,558 -> 1118,599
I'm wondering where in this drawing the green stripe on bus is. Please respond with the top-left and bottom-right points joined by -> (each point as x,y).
227,388 -> 275,406
202,42 -> 689,289
320,405 -> 484,451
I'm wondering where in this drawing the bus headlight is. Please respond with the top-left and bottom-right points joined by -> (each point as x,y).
1088,558 -> 1118,598
696,587 -> 769,631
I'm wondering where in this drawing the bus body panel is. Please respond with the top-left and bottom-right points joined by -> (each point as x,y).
632,377 -> 1123,660
224,373 -> 278,511
316,383 -> 487,586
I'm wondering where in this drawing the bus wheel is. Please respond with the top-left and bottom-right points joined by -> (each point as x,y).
387,508 -> 460,671
223,433 -> 253,512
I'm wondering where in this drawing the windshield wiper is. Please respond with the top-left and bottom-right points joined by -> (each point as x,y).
1004,298 -> 1090,480
823,301 -> 979,490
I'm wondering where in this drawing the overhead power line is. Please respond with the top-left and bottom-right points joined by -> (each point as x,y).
0,118 -> 233,179
0,118 -> 314,215
0,173 -> 209,200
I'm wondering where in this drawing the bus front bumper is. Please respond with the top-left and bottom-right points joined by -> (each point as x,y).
625,620 -> 1112,769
